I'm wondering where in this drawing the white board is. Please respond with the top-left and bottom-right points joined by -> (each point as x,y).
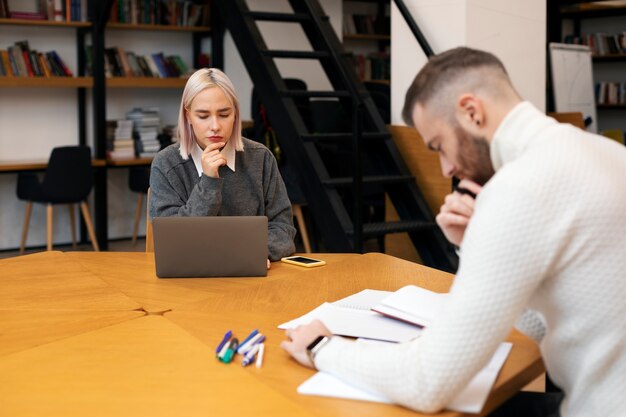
549,43 -> 597,133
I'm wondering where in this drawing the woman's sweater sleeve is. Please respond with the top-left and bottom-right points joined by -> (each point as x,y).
149,153 -> 223,218
262,152 -> 296,260
314,184 -> 554,412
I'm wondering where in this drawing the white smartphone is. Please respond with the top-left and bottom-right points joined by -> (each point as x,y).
280,256 -> 326,268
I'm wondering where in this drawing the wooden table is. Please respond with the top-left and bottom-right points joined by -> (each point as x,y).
0,251 -> 544,417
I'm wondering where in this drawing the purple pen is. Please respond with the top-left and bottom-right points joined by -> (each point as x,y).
216,330 -> 232,356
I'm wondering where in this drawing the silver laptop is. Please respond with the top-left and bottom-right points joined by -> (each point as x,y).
152,216 -> 268,278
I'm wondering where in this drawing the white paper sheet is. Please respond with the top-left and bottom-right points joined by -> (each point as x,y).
297,342 -> 513,414
278,302 -> 423,342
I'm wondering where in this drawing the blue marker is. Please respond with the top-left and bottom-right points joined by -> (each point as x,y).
216,330 -> 232,356
242,343 -> 262,367
238,329 -> 259,350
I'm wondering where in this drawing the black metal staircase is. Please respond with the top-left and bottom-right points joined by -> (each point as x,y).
215,0 -> 458,272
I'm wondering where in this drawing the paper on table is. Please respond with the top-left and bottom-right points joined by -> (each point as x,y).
372,285 -> 448,327
278,302 -> 423,343
297,342 -> 513,414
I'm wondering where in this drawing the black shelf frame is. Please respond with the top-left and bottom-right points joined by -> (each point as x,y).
88,0 -> 221,250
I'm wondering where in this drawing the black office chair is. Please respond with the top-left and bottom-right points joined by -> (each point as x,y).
17,145 -> 99,254
128,166 -> 150,246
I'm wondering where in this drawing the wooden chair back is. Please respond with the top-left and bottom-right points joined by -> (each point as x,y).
387,125 -> 451,214
547,112 -> 585,129
145,187 -> 154,253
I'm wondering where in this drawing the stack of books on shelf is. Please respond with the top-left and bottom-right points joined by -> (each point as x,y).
109,0 -> 210,27
107,119 -> 136,160
91,46 -> 190,78
564,32 -> 626,56
596,82 -> 626,105
351,52 -> 390,82
0,40 -> 72,77
127,107 -> 162,158
0,0 -> 88,22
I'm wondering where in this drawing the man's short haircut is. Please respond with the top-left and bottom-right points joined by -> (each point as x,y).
178,68 -> 243,160
402,47 -> 511,126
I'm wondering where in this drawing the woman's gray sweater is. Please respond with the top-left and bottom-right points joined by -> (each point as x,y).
149,139 -> 296,260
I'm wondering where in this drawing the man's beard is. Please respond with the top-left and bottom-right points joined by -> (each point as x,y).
454,125 -> 495,186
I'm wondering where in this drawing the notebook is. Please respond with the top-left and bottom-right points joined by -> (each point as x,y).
371,285 -> 448,327
152,216 -> 268,278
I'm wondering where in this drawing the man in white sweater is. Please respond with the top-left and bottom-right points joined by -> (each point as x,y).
281,47 -> 626,417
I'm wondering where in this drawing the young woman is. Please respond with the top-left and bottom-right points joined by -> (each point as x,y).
149,68 -> 296,264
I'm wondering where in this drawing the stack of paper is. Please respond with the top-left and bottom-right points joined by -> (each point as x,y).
297,342 -> 513,414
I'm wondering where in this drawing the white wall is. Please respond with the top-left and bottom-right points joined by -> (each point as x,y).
391,0 -> 546,125
0,26 -> 84,250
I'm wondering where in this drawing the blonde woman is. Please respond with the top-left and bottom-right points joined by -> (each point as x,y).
149,68 -> 296,264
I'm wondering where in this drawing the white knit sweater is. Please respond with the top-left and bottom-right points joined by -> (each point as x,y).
315,102 -> 626,416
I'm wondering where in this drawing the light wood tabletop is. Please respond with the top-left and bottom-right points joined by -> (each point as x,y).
0,251 -> 544,416
65,252 -> 360,313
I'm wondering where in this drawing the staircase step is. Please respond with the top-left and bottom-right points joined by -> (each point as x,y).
246,11 -> 313,22
349,221 -> 437,238
301,132 -> 390,142
280,90 -> 352,98
322,175 -> 414,187
263,50 -> 330,59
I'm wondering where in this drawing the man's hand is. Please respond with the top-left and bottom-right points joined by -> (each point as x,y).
436,179 -> 483,247
201,142 -> 226,178
267,259 -> 271,270
280,319 -> 332,368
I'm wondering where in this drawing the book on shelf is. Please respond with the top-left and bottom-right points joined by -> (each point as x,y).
0,0 -> 8,18
0,0 -> 88,22
0,40 -> 73,77
564,32 -> 626,56
596,82 -> 626,105
108,0 -> 210,27
351,51 -> 390,82
97,46 -> 189,78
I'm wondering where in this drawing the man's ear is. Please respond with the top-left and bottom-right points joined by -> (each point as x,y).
455,94 -> 485,134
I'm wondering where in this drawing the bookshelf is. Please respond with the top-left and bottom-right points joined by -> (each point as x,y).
92,1 -> 219,248
342,0 -> 390,85
0,76 -> 92,87
0,3 -> 98,252
549,1 -> 626,139
0,0 -> 220,251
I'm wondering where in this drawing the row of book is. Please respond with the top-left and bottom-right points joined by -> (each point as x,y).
564,32 -> 626,56
109,0 -> 210,27
86,46 -> 191,78
343,13 -> 390,36
0,41 -> 72,77
0,0 -> 88,22
351,52 -> 390,82
596,82 -> 626,105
